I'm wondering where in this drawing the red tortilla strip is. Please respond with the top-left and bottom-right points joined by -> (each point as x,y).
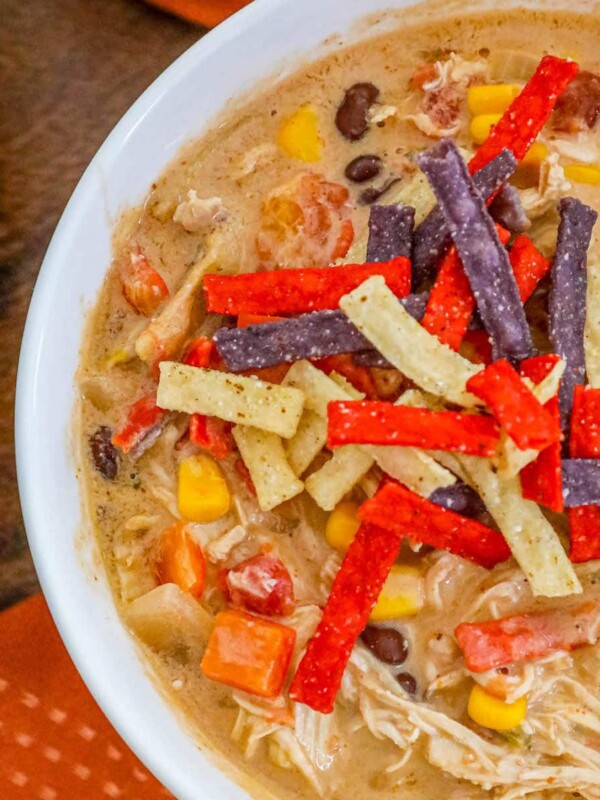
327,402 -> 501,457
204,258 -> 411,316
469,55 -> 580,173
519,355 -> 564,512
422,227 -> 511,351
455,602 -> 599,673
289,522 -> 401,713
237,313 -> 285,327
467,359 -> 562,451
359,482 -> 510,569
569,385 -> 600,562
510,236 -> 552,304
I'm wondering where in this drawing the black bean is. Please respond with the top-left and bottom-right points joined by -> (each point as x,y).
335,82 -> 380,141
360,626 -> 408,665
396,672 -> 418,695
359,177 -> 401,206
89,426 -> 119,480
344,155 -> 383,184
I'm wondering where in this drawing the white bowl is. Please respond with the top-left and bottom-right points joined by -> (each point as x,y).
15,0 -> 592,797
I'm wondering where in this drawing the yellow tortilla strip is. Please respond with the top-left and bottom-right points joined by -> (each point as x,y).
305,446 -> 374,511
458,455 -> 581,598
157,363 -> 304,438
283,360 -> 364,417
284,411 -> 328,477
585,262 -> 600,388
233,426 -> 304,512
340,277 -> 482,407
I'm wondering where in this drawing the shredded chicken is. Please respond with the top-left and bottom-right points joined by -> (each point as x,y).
547,132 -> 600,165
236,143 -> 278,177
173,191 -> 228,232
205,524 -> 250,564
519,153 -> 572,219
368,103 -> 399,124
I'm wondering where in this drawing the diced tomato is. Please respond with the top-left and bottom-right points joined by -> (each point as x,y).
224,555 -> 295,617
235,456 -> 257,496
183,337 -> 214,368
462,330 -> 493,366
189,415 -> 233,461
256,172 -> 354,269
119,248 -> 169,317
553,70 -> 600,133
201,609 -> 296,698
455,602 -> 599,673
154,521 -> 206,599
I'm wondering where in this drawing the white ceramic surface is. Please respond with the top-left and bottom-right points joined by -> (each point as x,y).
15,0 -> 593,798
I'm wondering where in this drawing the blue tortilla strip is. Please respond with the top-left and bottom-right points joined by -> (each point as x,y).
214,311 -> 372,372
562,459 -> 600,507
489,183 -> 530,235
549,197 -> 598,429
417,140 -> 533,363
367,204 -> 415,262
412,149 -> 518,290
429,483 -> 487,518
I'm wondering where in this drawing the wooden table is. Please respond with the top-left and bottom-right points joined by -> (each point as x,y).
0,0 -> 203,609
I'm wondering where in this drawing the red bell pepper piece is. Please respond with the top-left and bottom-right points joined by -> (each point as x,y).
359,482 -> 510,569
467,359 -> 562,451
312,354 -> 378,399
327,402 -> 500,457
469,55 -> 580,174
568,385 -> 600,562
112,393 -> 168,456
203,257 -> 411,316
509,236 -> 552,304
519,355 -> 564,512
224,554 -> 295,617
455,602 -> 599,673
119,248 -> 169,317
289,522 -> 401,713
189,415 -> 233,461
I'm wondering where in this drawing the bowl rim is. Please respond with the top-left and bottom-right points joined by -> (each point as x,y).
14,1 -> 298,798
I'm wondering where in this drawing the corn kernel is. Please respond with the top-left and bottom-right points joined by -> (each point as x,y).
278,105 -> 322,163
521,141 -> 549,166
325,502 -> 360,552
469,114 -> 502,145
370,565 -> 425,622
178,454 -> 230,523
564,164 -> 600,186
467,84 -> 521,116
104,348 -> 132,369
468,684 -> 527,731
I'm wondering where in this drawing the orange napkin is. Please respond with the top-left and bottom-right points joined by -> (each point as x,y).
146,0 -> 251,27
0,594 -> 174,799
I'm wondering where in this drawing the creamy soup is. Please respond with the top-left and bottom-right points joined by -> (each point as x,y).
78,5 -> 600,800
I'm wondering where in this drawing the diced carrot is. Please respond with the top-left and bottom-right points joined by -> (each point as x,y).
119,248 -> 169,317
455,602 -> 599,673
224,555 -> 295,617
519,355 -> 564,512
201,609 -> 296,698
467,359 -> 562,451
112,393 -> 168,456
154,521 -> 206,599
